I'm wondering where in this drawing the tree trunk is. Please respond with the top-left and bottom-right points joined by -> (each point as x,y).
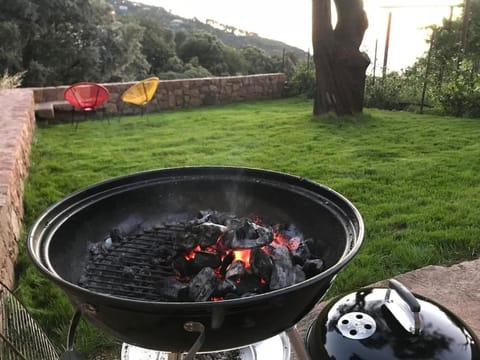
312,0 -> 370,115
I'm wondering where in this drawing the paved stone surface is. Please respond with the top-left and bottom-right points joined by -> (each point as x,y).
291,257 -> 480,359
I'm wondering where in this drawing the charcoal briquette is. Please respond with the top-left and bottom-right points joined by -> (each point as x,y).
302,258 -> 325,277
188,267 -> 218,301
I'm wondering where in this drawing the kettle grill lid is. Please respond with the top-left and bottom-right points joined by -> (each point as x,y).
307,279 -> 480,360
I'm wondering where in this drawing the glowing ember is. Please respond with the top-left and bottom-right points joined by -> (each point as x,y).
184,245 -> 201,260
232,249 -> 252,268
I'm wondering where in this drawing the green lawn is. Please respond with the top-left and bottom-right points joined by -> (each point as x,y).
16,97 -> 480,355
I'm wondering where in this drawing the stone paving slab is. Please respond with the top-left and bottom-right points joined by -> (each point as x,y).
292,257 -> 480,358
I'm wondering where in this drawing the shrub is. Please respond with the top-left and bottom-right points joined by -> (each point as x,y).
364,72 -> 426,111
438,60 -> 480,118
285,61 -> 316,98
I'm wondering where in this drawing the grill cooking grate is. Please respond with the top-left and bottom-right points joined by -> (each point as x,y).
0,282 -> 60,360
80,225 -> 185,301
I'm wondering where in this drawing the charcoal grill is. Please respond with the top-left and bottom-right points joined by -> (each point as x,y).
28,167 -> 364,353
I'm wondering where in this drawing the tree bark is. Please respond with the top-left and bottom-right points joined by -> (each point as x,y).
312,0 -> 370,115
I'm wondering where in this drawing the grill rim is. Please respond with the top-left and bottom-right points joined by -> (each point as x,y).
28,166 -> 364,309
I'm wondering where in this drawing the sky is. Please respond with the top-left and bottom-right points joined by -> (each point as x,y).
135,0 -> 464,72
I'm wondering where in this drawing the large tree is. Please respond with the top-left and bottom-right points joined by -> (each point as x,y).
312,0 -> 370,115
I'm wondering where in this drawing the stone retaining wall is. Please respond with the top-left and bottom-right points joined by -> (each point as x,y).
0,89 -> 36,288
33,73 -> 287,120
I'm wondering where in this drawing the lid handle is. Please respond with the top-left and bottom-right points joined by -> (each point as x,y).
385,279 -> 422,334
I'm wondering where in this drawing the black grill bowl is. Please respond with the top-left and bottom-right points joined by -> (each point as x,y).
28,167 -> 364,352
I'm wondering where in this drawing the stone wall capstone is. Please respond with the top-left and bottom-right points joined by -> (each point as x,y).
0,89 -> 35,288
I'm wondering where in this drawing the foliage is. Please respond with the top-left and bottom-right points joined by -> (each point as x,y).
364,71 -> 428,111
285,60 -> 316,98
0,70 -> 25,88
240,46 -> 277,74
133,16 -> 176,75
438,59 -> 480,117
183,59 -> 213,78
381,0 -> 480,117
0,0 -> 301,87
108,0 -> 306,59
18,98 -> 480,355
177,30 -> 229,75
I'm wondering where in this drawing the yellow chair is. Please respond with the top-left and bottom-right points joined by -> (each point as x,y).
121,77 -> 160,115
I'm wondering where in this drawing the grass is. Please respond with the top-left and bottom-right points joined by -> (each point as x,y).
15,96 -> 480,356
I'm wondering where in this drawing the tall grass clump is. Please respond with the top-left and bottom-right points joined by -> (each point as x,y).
0,70 -> 26,89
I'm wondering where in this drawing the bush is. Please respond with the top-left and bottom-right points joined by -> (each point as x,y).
438,60 -> 480,118
364,72 -> 426,111
285,61 -> 316,98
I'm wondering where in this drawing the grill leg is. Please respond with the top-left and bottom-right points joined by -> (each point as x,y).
286,326 -> 311,360
182,322 -> 205,360
168,353 -> 184,360
66,310 -> 82,351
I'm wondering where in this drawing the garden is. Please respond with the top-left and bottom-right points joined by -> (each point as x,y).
15,96 -> 480,356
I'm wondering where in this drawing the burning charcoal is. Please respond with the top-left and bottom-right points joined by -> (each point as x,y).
189,251 -> 222,274
196,210 -> 212,221
251,248 -> 273,280
173,256 -> 189,277
290,237 -> 312,266
173,231 -> 198,252
193,222 -> 226,248
205,210 -> 236,226
303,258 -> 325,277
271,244 -> 291,262
235,274 -> 265,295
220,251 -> 234,276
79,212 -> 318,304
188,267 -> 217,302
222,218 -> 273,249
213,279 -> 237,298
293,265 -> 306,283
225,260 -> 246,280
284,223 -> 303,238
269,245 -> 296,290
154,278 -> 188,301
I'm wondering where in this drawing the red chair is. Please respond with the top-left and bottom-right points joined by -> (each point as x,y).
64,82 -> 109,127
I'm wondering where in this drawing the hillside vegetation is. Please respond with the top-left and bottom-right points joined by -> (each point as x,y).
108,0 -> 306,58
0,0 -> 304,87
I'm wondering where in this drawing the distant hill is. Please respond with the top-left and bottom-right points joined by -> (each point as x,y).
107,0 -> 307,59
